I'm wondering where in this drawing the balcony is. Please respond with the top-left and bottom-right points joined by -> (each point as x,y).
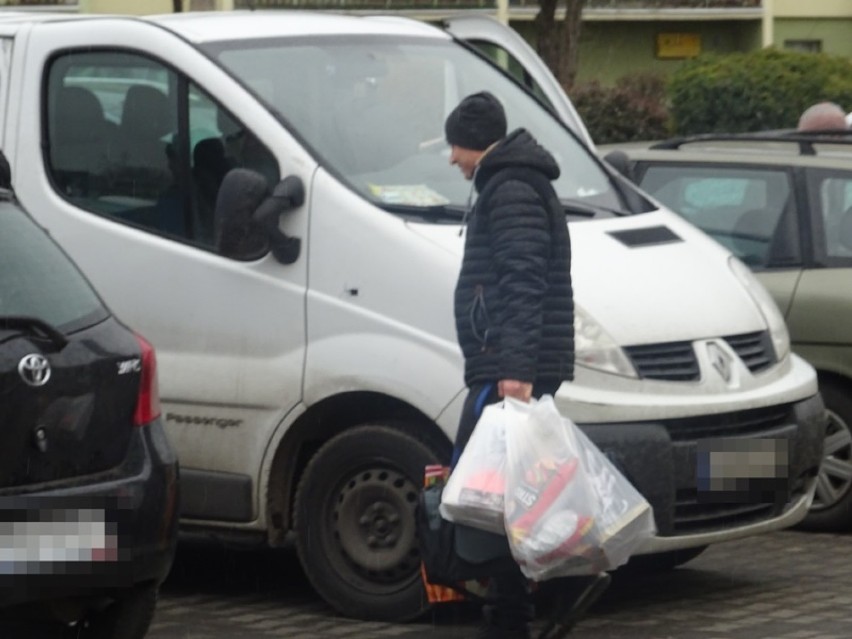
233,0 -> 761,9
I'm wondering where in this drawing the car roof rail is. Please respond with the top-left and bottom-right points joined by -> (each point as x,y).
650,129 -> 852,156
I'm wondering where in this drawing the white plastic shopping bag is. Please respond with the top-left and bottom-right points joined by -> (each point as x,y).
440,402 -> 511,534
502,396 -> 656,581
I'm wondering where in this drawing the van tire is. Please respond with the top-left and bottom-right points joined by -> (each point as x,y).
800,381 -> 852,531
294,423 -> 442,622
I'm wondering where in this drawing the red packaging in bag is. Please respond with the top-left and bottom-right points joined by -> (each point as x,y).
506,457 -> 597,562
507,457 -> 579,532
458,468 -> 505,510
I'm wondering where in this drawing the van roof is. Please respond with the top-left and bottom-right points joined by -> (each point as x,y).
151,11 -> 448,42
0,10 -> 448,43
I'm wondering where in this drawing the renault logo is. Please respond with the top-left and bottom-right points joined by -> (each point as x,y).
18,354 -> 51,387
706,342 -> 732,383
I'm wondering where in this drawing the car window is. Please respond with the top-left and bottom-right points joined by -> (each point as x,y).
0,202 -> 107,331
639,164 -> 799,268
807,169 -> 852,265
45,51 -> 279,256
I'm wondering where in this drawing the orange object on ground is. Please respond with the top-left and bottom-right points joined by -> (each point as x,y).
420,563 -> 465,603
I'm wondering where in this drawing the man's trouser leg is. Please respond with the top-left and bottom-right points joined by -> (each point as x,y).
453,382 -> 537,635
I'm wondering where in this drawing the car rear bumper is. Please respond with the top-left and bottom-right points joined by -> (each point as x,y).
575,392 -> 826,553
0,419 -> 179,607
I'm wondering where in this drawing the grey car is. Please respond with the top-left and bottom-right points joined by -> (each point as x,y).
603,130 -> 852,531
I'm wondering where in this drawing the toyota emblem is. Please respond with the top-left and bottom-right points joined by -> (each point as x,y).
18,354 -> 51,387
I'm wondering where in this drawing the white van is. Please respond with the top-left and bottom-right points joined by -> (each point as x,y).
0,10 -> 824,621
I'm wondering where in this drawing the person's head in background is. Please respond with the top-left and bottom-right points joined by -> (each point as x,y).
797,102 -> 848,132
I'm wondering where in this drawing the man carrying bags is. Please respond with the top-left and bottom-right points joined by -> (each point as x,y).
445,91 -> 609,638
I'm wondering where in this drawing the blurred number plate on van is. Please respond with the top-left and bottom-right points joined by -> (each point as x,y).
696,438 -> 789,503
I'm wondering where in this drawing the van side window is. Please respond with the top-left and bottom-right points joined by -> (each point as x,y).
45,52 -> 279,255
187,85 -> 280,245
468,40 -> 554,111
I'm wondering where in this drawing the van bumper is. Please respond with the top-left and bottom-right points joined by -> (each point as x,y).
574,392 -> 825,552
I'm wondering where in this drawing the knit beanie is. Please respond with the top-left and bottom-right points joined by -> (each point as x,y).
444,91 -> 507,151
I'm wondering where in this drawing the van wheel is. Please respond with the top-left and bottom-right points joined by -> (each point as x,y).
621,546 -> 708,572
294,424 -> 442,622
800,381 -> 852,531
65,582 -> 158,639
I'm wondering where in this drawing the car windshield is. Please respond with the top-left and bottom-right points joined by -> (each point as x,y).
203,35 -> 622,219
0,203 -> 107,332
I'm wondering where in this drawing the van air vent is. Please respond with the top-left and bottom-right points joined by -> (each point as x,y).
608,226 -> 682,247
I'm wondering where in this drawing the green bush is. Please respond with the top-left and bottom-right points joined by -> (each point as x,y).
570,73 -> 671,144
668,48 -> 852,135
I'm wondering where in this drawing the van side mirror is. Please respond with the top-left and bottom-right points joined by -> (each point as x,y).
253,175 -> 305,265
602,149 -> 636,184
214,169 -> 304,264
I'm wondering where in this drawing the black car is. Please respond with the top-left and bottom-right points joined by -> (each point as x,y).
0,185 -> 179,638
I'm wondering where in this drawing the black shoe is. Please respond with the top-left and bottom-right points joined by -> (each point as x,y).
537,572 -> 612,639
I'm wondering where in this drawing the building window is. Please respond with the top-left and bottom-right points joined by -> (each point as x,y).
784,40 -> 822,53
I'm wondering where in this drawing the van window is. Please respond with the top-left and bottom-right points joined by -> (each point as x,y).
467,39 -> 554,111
45,52 -> 279,255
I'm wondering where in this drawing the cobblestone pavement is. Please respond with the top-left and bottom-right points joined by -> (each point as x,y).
1,530 -> 848,638
146,529 -> 852,639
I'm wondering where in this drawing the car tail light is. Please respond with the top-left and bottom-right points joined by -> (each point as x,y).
133,333 -> 161,426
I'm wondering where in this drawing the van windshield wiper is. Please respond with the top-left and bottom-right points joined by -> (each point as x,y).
0,316 -> 68,349
379,202 -> 467,222
383,199 -> 622,221
562,198 -> 626,218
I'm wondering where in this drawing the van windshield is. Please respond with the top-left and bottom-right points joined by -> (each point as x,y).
204,35 -> 622,219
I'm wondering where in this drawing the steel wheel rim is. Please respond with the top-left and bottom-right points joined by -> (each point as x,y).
324,465 -> 421,589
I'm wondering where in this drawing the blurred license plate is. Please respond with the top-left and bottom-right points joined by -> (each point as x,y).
0,508 -> 119,574
696,438 -> 789,503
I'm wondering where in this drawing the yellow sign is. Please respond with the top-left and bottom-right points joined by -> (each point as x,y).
656,33 -> 702,59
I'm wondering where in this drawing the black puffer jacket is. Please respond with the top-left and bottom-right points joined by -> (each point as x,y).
454,128 -> 574,386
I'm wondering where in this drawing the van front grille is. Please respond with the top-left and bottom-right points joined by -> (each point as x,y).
663,404 -> 792,442
624,341 -> 699,381
625,331 -> 777,382
724,331 -> 776,373
673,489 -> 776,534
666,404 -> 798,534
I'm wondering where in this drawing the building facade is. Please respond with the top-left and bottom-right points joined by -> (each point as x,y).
5,0 -> 851,85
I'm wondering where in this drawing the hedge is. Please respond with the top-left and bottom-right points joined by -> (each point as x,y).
668,48 -> 852,135
570,73 -> 671,144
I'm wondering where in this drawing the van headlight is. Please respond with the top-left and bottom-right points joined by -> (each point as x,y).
575,305 -> 637,378
728,256 -> 790,362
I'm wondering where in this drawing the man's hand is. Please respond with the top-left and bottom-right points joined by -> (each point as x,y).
498,379 -> 533,402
